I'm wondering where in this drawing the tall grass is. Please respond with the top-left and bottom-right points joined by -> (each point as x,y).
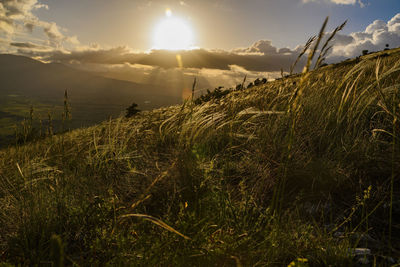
315,20 -> 347,69
290,36 -> 315,75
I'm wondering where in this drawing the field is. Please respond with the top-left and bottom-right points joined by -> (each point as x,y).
1,47 -> 400,265
0,94 -> 130,147
0,53 -> 182,148
0,95 -> 57,146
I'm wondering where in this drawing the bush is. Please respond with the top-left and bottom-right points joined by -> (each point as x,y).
125,103 -> 141,118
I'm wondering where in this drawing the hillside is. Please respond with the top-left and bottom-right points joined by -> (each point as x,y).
0,54 -> 181,147
0,48 -> 400,265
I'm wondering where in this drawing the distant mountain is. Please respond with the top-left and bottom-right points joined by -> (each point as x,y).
0,54 -> 180,108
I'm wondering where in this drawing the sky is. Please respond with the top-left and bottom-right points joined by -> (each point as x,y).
1,0 -> 400,90
21,0 -> 400,50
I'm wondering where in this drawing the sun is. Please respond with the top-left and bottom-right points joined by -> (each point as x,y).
153,9 -> 194,50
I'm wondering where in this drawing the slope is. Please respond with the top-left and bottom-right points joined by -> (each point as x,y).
0,48 -> 400,265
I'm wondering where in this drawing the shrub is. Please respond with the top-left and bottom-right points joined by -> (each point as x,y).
125,103 -> 141,118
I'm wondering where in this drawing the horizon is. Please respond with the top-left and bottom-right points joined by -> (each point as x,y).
0,0 -> 400,85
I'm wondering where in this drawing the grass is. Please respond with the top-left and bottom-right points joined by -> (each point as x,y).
0,93 -> 132,148
1,47 -> 400,265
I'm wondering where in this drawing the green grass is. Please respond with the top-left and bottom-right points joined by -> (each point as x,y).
0,94 -> 130,148
0,95 -> 63,145
1,48 -> 400,266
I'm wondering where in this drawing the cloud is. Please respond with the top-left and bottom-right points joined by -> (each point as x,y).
11,39 -> 290,92
7,8 -> 400,91
233,40 -> 279,55
43,22 -> 63,40
0,0 -> 46,33
17,41 -> 304,73
365,19 -> 387,34
388,13 -> 400,32
0,0 -> 78,47
331,0 -> 356,4
10,41 -> 48,49
302,0 -> 365,7
328,13 -> 400,60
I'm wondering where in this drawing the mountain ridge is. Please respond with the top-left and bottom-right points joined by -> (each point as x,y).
0,53 -> 180,106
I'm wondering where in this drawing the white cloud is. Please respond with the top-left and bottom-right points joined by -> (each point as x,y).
365,20 -> 387,34
331,0 -> 356,4
233,40 -> 279,55
388,13 -> 400,32
302,0 -> 365,7
329,13 -> 400,60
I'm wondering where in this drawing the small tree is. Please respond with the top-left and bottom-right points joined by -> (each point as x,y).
362,50 -> 369,56
125,103 -> 140,118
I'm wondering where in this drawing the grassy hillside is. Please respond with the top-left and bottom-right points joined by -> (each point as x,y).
1,48 -> 400,266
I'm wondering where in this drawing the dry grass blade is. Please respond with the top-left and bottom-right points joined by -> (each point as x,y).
191,77 -> 197,101
16,163 -> 25,181
240,75 -> 247,90
375,56 -> 381,84
130,194 -> 151,209
146,161 -> 176,195
305,16 -> 329,74
372,128 -> 400,141
237,107 -> 285,116
231,255 -> 243,267
290,36 -> 316,75
374,57 -> 392,113
317,44 -> 333,67
315,20 -> 347,69
121,213 -> 191,240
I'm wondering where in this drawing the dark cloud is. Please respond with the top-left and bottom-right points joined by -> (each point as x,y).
13,40 -> 290,92
10,41 -> 46,49
19,41 -> 304,73
24,21 -> 34,32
